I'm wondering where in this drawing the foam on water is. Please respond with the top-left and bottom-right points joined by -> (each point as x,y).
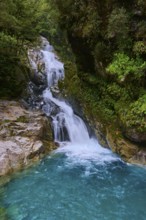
54,140 -> 119,166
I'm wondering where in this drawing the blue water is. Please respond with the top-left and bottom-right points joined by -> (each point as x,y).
1,151 -> 146,220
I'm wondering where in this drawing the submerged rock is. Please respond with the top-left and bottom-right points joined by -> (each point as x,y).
0,101 -> 55,176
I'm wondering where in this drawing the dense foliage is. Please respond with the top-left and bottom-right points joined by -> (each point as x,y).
54,0 -> 146,141
1,0 -> 146,142
106,53 -> 146,82
0,0 -> 51,98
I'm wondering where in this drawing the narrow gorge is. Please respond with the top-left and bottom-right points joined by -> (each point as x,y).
1,0 -> 146,219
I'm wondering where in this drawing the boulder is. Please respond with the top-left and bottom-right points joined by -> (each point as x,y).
0,101 -> 55,176
123,128 -> 146,144
129,150 -> 146,164
106,127 -> 146,165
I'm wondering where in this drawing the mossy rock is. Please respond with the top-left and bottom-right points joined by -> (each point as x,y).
16,116 -> 29,123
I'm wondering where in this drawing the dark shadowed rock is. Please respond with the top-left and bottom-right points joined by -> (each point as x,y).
123,127 -> 146,144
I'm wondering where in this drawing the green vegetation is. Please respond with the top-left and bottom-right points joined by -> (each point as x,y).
119,94 -> 146,132
53,0 -> 146,142
106,53 -> 146,82
0,0 -> 79,98
1,0 -> 146,143
0,0 -> 53,98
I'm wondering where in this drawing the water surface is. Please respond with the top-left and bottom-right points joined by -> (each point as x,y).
1,150 -> 146,220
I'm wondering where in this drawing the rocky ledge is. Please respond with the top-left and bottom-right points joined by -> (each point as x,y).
0,100 -> 55,176
106,127 -> 146,165
88,115 -> 146,165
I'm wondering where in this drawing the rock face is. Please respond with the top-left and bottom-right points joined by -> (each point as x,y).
0,101 -> 55,176
106,127 -> 146,165
123,127 -> 146,144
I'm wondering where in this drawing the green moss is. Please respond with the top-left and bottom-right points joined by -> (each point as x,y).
16,116 -> 29,123
106,53 -> 146,83
119,94 -> 146,132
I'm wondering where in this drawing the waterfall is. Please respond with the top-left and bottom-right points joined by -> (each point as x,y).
2,37 -> 146,220
28,37 -> 119,164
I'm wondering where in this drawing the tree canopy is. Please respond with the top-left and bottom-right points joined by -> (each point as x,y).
0,0 -> 51,98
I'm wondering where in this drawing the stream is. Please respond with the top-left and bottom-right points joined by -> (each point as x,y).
1,38 -> 146,220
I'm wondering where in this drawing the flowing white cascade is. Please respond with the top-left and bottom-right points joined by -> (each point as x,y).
41,38 -> 64,88
29,37 -> 119,165
43,89 -> 90,143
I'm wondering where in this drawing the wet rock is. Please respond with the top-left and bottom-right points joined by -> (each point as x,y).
28,49 -> 46,87
123,128 -> 146,144
107,131 -> 138,159
106,128 -> 146,165
84,115 -> 108,148
29,140 -> 45,159
31,71 -> 46,86
0,101 -> 54,176
0,154 -> 11,176
129,150 -> 146,165
93,121 -> 109,148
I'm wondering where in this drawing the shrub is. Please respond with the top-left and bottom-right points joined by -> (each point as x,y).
106,53 -> 146,82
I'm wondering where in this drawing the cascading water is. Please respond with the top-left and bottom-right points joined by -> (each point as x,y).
38,36 -> 119,165
1,37 -> 146,220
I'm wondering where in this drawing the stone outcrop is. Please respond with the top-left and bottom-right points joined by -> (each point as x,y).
122,127 -> 146,144
0,101 -> 55,176
106,127 -> 146,165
